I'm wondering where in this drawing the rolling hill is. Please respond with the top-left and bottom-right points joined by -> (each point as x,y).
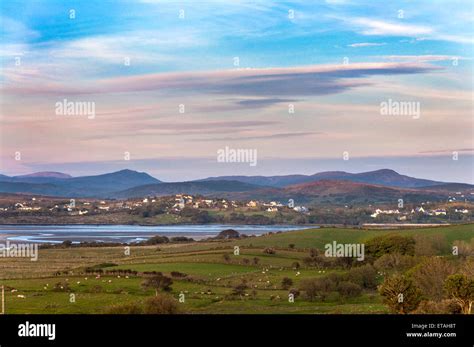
214,180 -> 452,204
0,168 -> 471,203
0,169 -> 160,197
200,169 -> 446,188
110,180 -> 265,199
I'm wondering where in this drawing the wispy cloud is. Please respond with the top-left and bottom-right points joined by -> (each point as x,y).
352,18 -> 432,36
348,42 -> 386,48
2,62 -> 439,97
192,132 -> 319,142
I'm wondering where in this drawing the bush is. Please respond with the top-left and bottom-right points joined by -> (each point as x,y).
145,236 -> 169,245
374,253 -> 418,274
414,299 -> 462,314
216,229 -> 240,239
411,257 -> 456,301
144,294 -> 179,314
366,234 -> 415,258
347,264 -> 377,289
413,234 -> 448,256
452,239 -> 474,257
232,283 -> 248,297
300,277 -> 335,301
170,236 -> 194,242
170,271 -> 188,278
444,274 -> 474,314
289,288 -> 300,299
337,281 -> 362,298
107,302 -> 143,314
292,262 -> 300,270
263,247 -> 276,255
379,274 -> 422,314
141,274 -> 173,295
52,281 -> 70,292
281,277 -> 294,290
89,285 -> 103,293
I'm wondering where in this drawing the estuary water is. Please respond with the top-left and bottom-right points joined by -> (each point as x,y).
0,224 -> 315,244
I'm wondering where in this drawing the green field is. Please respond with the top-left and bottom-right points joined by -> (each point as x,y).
0,223 -> 472,314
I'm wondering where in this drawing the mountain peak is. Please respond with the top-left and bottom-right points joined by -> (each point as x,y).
369,169 -> 399,175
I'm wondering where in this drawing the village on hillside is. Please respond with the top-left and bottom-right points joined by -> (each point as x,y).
0,193 -> 471,225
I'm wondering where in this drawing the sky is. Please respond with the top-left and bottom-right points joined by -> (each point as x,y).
0,0 -> 473,182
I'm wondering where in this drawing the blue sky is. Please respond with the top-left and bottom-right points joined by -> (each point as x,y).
1,0 -> 473,182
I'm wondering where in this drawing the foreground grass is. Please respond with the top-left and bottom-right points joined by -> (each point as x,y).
0,223 -> 472,314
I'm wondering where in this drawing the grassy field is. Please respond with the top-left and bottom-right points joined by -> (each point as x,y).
0,223 -> 472,314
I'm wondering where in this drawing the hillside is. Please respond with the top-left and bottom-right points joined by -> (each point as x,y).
110,180 -> 265,199
200,169 -> 445,188
218,179 -> 449,204
0,169 -> 160,197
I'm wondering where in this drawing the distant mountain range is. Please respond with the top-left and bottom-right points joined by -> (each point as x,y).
199,169 -> 445,188
0,168 -> 472,204
0,169 -> 159,197
216,180 -> 470,204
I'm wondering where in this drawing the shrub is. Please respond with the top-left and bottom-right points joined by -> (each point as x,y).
366,234 -> 415,258
263,247 -> 276,255
374,253 -> 418,274
300,277 -> 335,301
452,239 -> 474,258
170,236 -> 194,242
337,281 -> 362,298
216,229 -> 240,239
379,274 -> 422,314
170,271 -> 187,278
326,272 -> 346,286
89,285 -> 103,293
144,294 -> 179,314
281,277 -> 294,290
141,274 -> 173,295
52,281 -> 70,292
347,264 -> 378,289
145,236 -> 169,245
444,274 -> 474,314
303,254 -> 330,268
107,302 -> 143,314
411,257 -> 456,300
289,288 -> 300,299
232,283 -> 248,297
414,299 -> 462,314
292,261 -> 300,270
413,234 -> 448,256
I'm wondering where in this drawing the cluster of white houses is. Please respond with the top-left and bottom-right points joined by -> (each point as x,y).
2,194 -> 310,215
371,206 -> 469,218
167,195 -> 308,213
